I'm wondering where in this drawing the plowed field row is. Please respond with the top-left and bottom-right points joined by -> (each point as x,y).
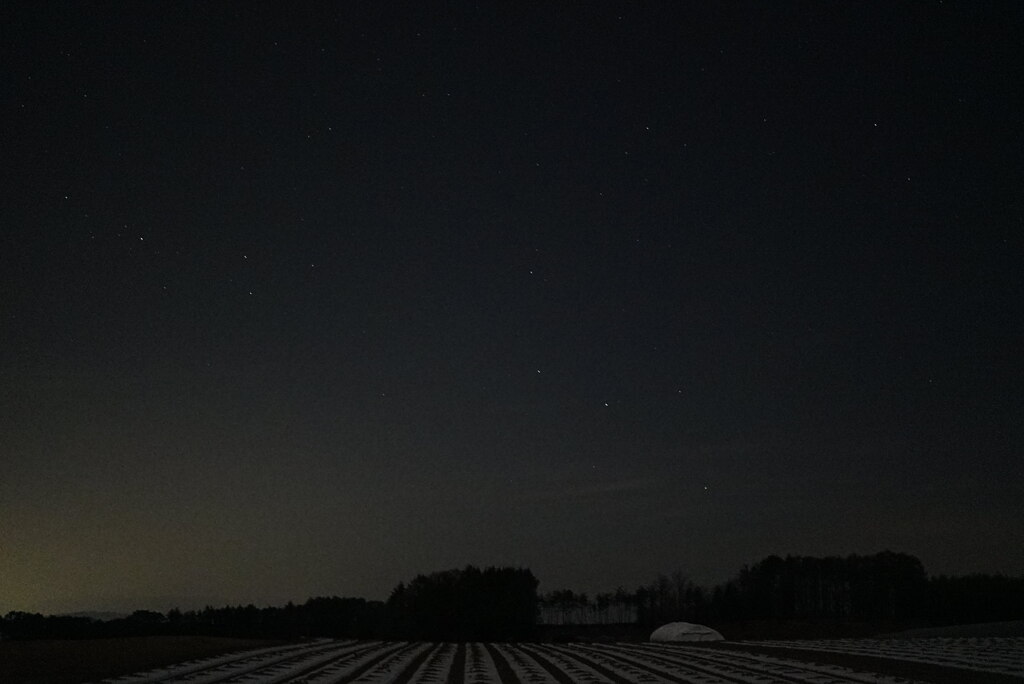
99,637 -> 1024,683
743,636 -> 1024,678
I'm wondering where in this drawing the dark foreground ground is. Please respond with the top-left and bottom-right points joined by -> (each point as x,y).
3,622 -> 1023,684
0,635 -> 289,684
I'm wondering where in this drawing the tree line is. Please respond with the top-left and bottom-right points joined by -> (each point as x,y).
0,597 -> 385,641
0,565 -> 538,641
3,553 -> 1022,640
540,551 -> 1024,628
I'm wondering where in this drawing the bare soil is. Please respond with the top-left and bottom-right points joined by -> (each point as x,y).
4,623 -> 1022,684
0,635 -> 290,684
704,641 -> 1024,684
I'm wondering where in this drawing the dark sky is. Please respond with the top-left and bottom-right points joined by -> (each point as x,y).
3,2 -> 1022,614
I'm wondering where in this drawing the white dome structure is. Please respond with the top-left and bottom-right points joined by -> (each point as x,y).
650,621 -> 724,642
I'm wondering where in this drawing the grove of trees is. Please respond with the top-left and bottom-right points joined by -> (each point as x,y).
539,551 -> 1023,629
386,565 -> 539,641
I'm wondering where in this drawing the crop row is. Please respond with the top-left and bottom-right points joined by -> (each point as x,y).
97,637 -> 967,683
747,636 -> 1024,677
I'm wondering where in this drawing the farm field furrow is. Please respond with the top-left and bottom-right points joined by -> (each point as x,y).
97,638 -> 1023,684
744,637 -> 1024,677
103,640 -> 351,683
491,642 -> 561,683
628,642 -> 922,683
464,642 -> 502,683
298,641 -> 415,683
565,641 -> 898,684
347,642 -> 433,682
528,643 -> 645,683
398,642 -> 457,684
516,643 -> 610,679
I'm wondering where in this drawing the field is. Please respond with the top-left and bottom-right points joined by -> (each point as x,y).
3,636 -> 1016,684
732,635 -> 1024,674
0,636 -> 288,684
4,632 -> 1024,683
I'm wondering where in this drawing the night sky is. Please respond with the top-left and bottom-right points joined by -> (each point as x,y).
3,2 -> 1022,614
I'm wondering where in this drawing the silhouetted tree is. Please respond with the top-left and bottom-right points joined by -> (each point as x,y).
708,551 -> 929,622
386,565 -> 538,640
927,573 -> 1024,625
